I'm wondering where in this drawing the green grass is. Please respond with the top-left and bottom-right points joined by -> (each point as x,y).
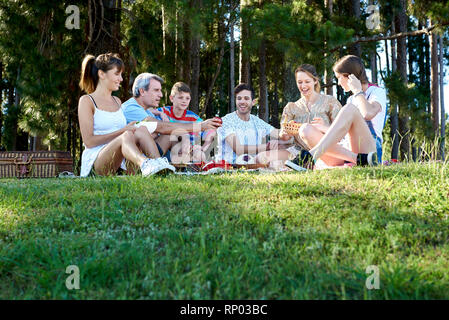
0,163 -> 448,299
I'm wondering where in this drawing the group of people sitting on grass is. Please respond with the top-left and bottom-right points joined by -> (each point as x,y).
78,53 -> 387,177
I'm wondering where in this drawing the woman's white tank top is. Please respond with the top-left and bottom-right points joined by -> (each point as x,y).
80,95 -> 127,177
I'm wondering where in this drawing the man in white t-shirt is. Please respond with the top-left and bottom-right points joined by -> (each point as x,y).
216,83 -> 291,165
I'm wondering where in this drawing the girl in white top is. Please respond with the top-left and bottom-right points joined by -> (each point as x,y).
300,55 -> 386,166
78,53 -> 174,177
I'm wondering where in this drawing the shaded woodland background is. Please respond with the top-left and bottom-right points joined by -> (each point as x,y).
0,0 -> 448,172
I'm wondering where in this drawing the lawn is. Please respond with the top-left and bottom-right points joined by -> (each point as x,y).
0,163 -> 448,299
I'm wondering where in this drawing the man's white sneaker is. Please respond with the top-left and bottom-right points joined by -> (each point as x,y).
140,158 -> 175,176
157,157 -> 176,173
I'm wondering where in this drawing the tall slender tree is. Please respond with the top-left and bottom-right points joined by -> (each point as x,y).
439,35 -> 445,159
0,61 -> 3,147
390,19 -> 400,160
396,0 -> 410,160
324,0 -> 334,96
189,0 -> 201,114
230,8 -> 236,112
430,25 -> 440,140
258,38 -> 268,122
239,0 -> 251,84
350,0 -> 361,57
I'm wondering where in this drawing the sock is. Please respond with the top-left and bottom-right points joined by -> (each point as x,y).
299,150 -> 312,164
356,153 -> 369,166
308,148 -> 318,164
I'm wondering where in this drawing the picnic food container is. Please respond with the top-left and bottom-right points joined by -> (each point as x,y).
0,151 -> 73,178
281,120 -> 303,135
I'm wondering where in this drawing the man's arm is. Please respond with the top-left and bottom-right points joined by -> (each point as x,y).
150,108 -> 170,121
144,117 -> 221,135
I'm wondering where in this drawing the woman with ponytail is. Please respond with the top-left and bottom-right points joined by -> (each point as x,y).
78,53 -> 175,177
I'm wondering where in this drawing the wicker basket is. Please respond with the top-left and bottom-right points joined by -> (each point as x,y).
281,121 -> 303,135
0,151 -> 73,178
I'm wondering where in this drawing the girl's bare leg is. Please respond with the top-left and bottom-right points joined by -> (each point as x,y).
308,103 -> 376,162
134,126 -> 161,158
94,131 -> 146,176
299,124 -> 352,166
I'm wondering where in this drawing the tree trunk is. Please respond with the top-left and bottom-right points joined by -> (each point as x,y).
407,22 -> 416,161
183,20 -> 192,85
396,0 -> 410,161
67,96 -> 72,153
190,35 -> 200,114
66,77 -> 78,156
384,39 -> 390,77
282,60 -> 298,104
390,20 -> 399,160
12,68 -> 21,151
230,17 -> 236,112
370,52 -> 377,83
189,0 -> 201,115
407,36 -> 415,84
162,5 -> 166,56
417,22 -> 425,85
7,85 -> 14,104
6,85 -> 14,151
368,0 -> 377,84
417,22 -> 427,151
85,0 -> 127,97
430,28 -> 439,143
439,35 -> 445,160
0,61 -> 3,148
175,7 -> 182,80
272,76 -> 279,127
87,0 -> 122,55
424,21 -> 431,114
258,39 -> 268,122
349,0 -> 361,57
239,0 -> 251,84
324,0 -> 333,95
204,20 -> 226,118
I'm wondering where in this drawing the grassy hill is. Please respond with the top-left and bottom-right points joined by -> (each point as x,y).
0,163 -> 448,299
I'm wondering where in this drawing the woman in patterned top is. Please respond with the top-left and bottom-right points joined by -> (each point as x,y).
278,64 -> 344,167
